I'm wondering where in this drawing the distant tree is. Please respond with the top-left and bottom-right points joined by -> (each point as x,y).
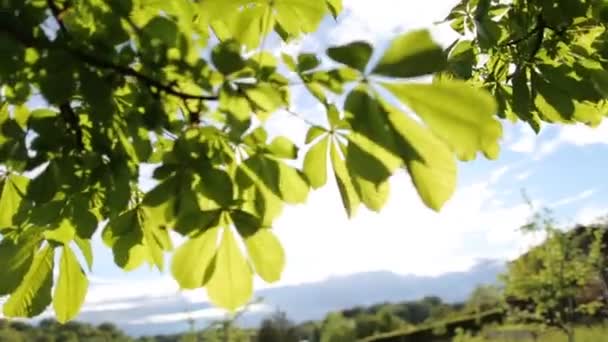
320,313 -> 356,342
291,321 -> 321,342
465,285 -> 504,314
256,310 -> 298,342
375,307 -> 407,333
503,209 -> 606,342
353,314 -> 381,338
0,328 -> 24,342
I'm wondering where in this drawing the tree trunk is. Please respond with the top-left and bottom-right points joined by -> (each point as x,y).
600,268 -> 608,305
567,326 -> 575,342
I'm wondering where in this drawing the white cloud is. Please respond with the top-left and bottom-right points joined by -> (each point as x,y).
514,171 -> 533,181
536,121 -> 608,158
337,1 -> 458,41
550,189 -> 596,208
84,276 -> 185,305
575,205 -> 608,226
128,304 -> 272,325
558,121 -> 608,146
509,130 -> 536,153
273,170 -> 533,283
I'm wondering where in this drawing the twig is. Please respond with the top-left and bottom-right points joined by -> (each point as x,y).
285,108 -> 319,127
48,0 -> 84,151
0,21 -> 219,102
59,102 -> 85,150
501,25 -> 543,47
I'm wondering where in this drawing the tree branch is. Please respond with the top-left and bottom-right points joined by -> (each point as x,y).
501,25 -> 543,47
47,0 -> 85,151
0,20 -> 219,102
59,103 -> 85,150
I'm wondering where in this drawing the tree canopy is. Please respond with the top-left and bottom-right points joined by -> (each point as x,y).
1,0 -> 607,322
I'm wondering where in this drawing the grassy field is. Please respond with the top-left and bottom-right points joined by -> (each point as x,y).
453,324 -> 608,342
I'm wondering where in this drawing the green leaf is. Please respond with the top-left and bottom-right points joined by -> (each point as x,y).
273,0 -> 329,38
372,30 -> 446,78
237,155 -> 308,205
304,135 -> 329,189
344,88 -> 403,180
43,219 -> 76,244
591,69 -> 608,98
27,161 -> 60,204
199,168 -> 234,207
74,236 -> 93,271
0,236 -> 40,295
212,40 -> 245,75
244,229 -> 285,283
0,175 -> 29,230
446,40 -> 476,79
353,176 -> 390,212
327,41 -> 373,72
386,108 -> 457,211
382,80 -> 501,160
326,0 -> 343,18
266,136 -> 298,159
206,227 -> 253,311
172,227 -> 219,289
281,53 -> 297,71
330,142 -> 360,217
38,51 -> 75,105
512,68 -> 533,123
53,246 -> 89,323
3,245 -> 54,318
175,209 -> 223,236
219,84 -> 252,122
211,4 -> 274,50
298,53 -> 321,72
277,161 -> 309,204
346,132 -> 401,184
305,126 -> 327,144
245,83 -> 286,113
102,209 -> 147,271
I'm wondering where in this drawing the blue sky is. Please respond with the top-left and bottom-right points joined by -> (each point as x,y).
6,0 -> 608,326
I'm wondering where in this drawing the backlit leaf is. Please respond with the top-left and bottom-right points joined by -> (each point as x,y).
244,229 -> 285,283
386,107 -> 457,211
172,227 -> 219,289
373,30 -> 446,78
266,136 -> 298,159
53,246 -> 89,323
382,80 -> 501,160
330,142 -> 360,217
304,136 -> 329,189
3,245 -> 54,318
0,236 -> 40,295
327,41 -> 373,72
206,227 -> 253,311
0,175 -> 29,230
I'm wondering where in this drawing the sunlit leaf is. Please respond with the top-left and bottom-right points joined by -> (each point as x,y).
244,228 -> 285,283
172,227 -> 219,289
53,246 -> 89,323
0,236 -> 40,295
386,107 -> 457,211
382,80 -> 501,160
330,142 -> 360,217
0,175 -> 29,230
304,135 -> 329,189
206,227 -> 253,311
3,245 -> 54,318
327,41 -> 373,72
373,30 -> 446,78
